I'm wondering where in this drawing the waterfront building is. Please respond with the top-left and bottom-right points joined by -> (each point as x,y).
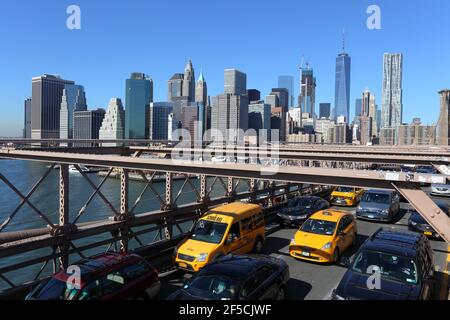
59,84 -> 87,141
74,108 -> 106,146
31,74 -> 75,139
125,72 -> 153,139
99,98 -> 125,146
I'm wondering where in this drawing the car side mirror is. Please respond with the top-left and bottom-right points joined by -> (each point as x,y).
340,257 -> 351,268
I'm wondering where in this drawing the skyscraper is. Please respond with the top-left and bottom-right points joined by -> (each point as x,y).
355,99 -> 362,118
362,89 -> 378,137
265,94 -> 279,110
381,53 -> 403,129
74,108 -> 106,146
334,45 -> 351,122
183,59 -> 196,103
298,65 -> 316,116
436,90 -> 450,145
248,101 -> 271,139
195,71 -> 207,105
125,73 -> 153,139
23,98 -> 32,139
31,74 -> 75,139
247,89 -> 261,102
59,84 -> 87,141
278,76 -> 295,108
319,103 -> 331,119
99,98 -> 125,146
148,102 -> 173,140
270,88 -> 289,113
211,69 -> 249,142
224,69 -> 247,95
168,73 -> 184,101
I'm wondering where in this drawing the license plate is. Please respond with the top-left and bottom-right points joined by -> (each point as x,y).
301,252 -> 310,257
424,231 -> 432,236
368,215 -> 375,219
179,262 -> 187,268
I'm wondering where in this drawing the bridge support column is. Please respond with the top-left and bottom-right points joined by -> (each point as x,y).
118,169 -> 131,252
57,164 -> 70,270
199,175 -> 209,205
162,172 -> 174,240
227,177 -> 236,201
249,179 -> 257,202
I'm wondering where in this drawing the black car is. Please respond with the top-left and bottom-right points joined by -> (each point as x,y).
332,229 -> 435,300
408,200 -> 448,239
277,196 -> 329,227
167,254 -> 290,300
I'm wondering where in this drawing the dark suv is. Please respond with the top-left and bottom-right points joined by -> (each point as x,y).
332,229 -> 435,300
26,252 -> 160,300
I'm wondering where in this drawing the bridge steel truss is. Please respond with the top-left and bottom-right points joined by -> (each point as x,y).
0,147 -> 449,294
0,150 -> 324,294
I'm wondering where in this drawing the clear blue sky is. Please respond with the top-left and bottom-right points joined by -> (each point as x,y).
0,0 -> 449,136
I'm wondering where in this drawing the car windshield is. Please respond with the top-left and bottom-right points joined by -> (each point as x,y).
185,275 -> 239,300
300,219 -> 336,236
289,197 -> 314,209
336,187 -> 354,193
191,220 -> 228,244
27,278 -> 79,300
352,250 -> 419,285
362,193 -> 390,204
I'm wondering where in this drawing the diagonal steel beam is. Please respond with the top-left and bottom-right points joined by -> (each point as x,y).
74,165 -> 119,217
393,182 -> 450,243
131,171 -> 165,213
0,173 -> 56,230
73,167 -> 114,224
0,164 -> 55,232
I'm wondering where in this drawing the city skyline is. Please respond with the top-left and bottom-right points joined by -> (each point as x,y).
1,1 -> 450,136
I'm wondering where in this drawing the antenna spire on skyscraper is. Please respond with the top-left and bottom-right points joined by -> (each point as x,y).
342,29 -> 346,53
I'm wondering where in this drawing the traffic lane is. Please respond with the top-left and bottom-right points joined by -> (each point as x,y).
156,197 -> 450,300
264,203 -> 449,300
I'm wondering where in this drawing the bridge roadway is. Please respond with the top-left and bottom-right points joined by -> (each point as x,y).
156,192 -> 450,300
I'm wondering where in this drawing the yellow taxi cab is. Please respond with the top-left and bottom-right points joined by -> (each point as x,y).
175,202 -> 265,272
289,210 -> 357,264
330,187 -> 365,207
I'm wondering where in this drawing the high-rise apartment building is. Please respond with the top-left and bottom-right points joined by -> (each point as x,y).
23,98 -> 32,139
436,90 -> 450,145
59,84 -> 87,141
31,74 -> 75,139
278,76 -> 295,107
125,73 -> 153,139
381,53 -> 403,129
99,98 -> 125,146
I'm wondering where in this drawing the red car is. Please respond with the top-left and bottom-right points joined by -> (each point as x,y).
26,252 -> 160,300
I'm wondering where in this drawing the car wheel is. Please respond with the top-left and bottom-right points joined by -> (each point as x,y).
253,238 -> 264,253
333,248 -> 340,264
276,286 -> 286,300
133,291 -> 150,300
